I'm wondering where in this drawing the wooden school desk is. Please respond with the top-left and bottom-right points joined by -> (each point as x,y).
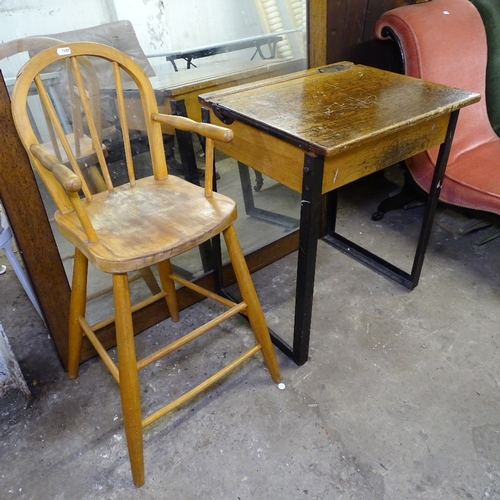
199,62 -> 479,365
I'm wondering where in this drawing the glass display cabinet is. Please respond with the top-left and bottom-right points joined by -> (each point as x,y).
0,0 -> 327,367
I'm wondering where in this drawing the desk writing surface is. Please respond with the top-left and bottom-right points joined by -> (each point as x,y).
146,58 -> 306,97
199,63 -> 480,158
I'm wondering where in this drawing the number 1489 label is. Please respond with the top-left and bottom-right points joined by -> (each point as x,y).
56,47 -> 71,56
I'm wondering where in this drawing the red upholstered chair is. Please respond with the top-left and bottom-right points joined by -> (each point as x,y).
374,0 -> 500,224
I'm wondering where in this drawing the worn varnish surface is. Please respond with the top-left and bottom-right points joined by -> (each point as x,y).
200,63 -> 479,158
56,175 -> 236,274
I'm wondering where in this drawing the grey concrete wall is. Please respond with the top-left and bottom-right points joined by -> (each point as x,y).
0,322 -> 30,399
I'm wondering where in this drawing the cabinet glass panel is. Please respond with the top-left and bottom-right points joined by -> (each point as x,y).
0,0 -> 306,323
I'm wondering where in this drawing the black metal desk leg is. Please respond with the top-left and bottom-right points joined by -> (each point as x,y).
170,99 -> 201,185
291,154 -> 324,365
409,109 -> 460,287
323,110 -> 460,291
237,161 -> 299,229
326,188 -> 339,234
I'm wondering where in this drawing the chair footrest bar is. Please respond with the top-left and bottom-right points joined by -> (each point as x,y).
142,343 -> 262,428
77,290 -> 170,383
78,315 -> 119,382
131,290 -> 169,313
89,289 -> 168,332
171,272 -> 240,310
137,301 -> 248,370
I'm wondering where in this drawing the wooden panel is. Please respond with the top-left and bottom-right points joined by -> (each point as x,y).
322,113 -> 450,192
326,0 -> 369,63
326,0 -> 348,63
208,114 -> 306,193
308,0 -> 328,67
326,0 -> 415,69
345,0 -> 370,54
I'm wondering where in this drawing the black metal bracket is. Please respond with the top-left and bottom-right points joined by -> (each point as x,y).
165,34 -> 283,72
250,40 -> 279,61
211,104 -> 234,125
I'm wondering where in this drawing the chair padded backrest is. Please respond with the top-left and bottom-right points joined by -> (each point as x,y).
375,0 -> 498,164
472,0 -> 500,137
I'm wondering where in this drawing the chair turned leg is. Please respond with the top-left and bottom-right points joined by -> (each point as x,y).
223,225 -> 281,383
113,273 -> 145,487
157,260 -> 179,322
67,248 -> 88,379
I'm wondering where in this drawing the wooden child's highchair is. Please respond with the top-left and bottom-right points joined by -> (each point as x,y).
10,41 -> 280,487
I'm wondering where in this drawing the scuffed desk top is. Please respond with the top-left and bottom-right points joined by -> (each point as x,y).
199,62 -> 480,157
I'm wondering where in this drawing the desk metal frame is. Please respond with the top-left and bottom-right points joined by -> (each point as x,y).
290,111 -> 459,365
325,111 -> 459,291
212,111 -> 458,365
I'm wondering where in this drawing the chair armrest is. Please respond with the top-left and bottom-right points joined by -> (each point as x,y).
30,144 -> 82,192
151,113 -> 233,143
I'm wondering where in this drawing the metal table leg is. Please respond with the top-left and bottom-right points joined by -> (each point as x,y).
287,154 -> 324,365
170,99 -> 201,185
211,109 -> 459,365
323,110 -> 460,290
262,154 -> 324,365
212,153 -> 324,366
237,161 -> 299,229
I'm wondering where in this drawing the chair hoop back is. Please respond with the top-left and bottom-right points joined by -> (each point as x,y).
11,42 -> 168,213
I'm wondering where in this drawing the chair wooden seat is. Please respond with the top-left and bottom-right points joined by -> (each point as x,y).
56,174 -> 237,272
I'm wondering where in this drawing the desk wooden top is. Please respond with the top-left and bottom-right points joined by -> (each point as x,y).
199,62 -> 480,158
146,57 -> 306,98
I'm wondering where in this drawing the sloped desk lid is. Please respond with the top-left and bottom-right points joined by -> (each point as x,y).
199,62 -> 480,157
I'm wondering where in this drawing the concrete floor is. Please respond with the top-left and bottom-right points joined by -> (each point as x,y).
1,169 -> 500,499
